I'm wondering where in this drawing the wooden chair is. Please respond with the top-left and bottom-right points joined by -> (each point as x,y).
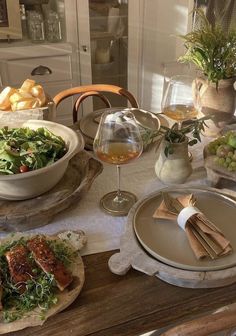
53,84 -> 139,123
160,303 -> 236,336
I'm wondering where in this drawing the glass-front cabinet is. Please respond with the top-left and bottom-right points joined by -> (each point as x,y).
0,0 -> 67,46
77,0 -> 140,115
88,0 -> 128,110
0,0 -> 80,125
0,0 -> 140,124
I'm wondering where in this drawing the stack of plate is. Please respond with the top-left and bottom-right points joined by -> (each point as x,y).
77,107 -> 169,150
133,187 -> 236,272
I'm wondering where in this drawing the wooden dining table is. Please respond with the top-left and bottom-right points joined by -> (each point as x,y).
8,249 -> 236,336
5,131 -> 236,336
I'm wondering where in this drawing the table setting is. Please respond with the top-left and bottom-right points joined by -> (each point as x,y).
0,4 -> 236,336
0,75 -> 236,336
0,110 -> 235,335
4,107 -> 233,292
0,7 -> 236,335
102,76 -> 236,290
0,85 -> 228,281
109,184 -> 236,288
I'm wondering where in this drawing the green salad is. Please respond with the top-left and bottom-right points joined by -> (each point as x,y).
0,126 -> 67,175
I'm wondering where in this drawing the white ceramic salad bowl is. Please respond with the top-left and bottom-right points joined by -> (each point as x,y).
0,120 -> 84,200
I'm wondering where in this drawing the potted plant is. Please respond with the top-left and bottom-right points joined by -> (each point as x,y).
154,116 -> 208,184
178,9 -> 236,133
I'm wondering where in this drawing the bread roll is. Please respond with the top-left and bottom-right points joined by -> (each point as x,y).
20,79 -> 36,93
0,80 -> 47,112
11,98 -> 40,112
9,92 -> 33,105
31,85 -> 46,106
0,87 -> 17,111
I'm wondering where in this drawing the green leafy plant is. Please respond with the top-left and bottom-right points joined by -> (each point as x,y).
156,116 -> 209,156
178,9 -> 236,86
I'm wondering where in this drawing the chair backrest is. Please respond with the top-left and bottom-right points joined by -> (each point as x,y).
53,84 -> 139,123
160,304 -> 236,336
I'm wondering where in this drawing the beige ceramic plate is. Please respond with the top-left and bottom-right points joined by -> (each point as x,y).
134,187 -> 236,271
78,108 -> 169,149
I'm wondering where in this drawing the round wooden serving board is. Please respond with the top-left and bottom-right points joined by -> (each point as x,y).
0,151 -> 103,232
109,186 -> 236,288
0,231 -> 85,335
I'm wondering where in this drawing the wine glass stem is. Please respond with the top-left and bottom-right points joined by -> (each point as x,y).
178,121 -> 182,130
115,165 -> 123,202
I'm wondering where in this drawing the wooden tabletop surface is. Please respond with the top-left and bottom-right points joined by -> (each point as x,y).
9,250 -> 236,336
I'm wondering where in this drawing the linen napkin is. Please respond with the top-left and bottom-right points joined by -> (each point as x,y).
153,194 -> 233,260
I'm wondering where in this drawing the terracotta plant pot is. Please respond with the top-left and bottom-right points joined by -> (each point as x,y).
193,77 -> 236,136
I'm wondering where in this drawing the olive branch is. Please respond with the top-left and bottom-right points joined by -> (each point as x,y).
155,116 -> 210,156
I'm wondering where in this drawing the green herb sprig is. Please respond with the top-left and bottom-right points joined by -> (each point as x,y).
48,240 -> 77,267
2,273 -> 57,323
156,116 -> 209,156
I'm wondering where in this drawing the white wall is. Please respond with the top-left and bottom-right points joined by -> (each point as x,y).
139,0 -> 192,113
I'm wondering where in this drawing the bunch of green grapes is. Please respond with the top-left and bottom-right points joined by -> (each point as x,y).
208,131 -> 236,172
208,136 -> 227,155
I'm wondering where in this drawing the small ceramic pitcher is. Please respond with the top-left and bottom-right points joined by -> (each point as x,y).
155,139 -> 192,184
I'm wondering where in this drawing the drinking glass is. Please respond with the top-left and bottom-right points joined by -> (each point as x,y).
162,75 -> 201,129
93,109 -> 143,216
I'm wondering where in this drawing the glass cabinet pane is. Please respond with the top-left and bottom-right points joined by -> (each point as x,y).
88,0 -> 128,110
0,0 -> 66,44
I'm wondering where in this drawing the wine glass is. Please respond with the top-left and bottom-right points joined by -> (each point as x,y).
93,109 -> 143,216
161,75 -> 201,129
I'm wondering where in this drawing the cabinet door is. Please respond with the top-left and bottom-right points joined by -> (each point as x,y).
77,0 -> 141,115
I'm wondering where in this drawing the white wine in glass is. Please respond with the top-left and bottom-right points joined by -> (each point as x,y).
93,109 -> 143,216
96,142 -> 141,165
163,104 -> 198,122
162,75 -> 200,128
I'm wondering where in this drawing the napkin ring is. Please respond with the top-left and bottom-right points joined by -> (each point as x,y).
177,206 -> 202,231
